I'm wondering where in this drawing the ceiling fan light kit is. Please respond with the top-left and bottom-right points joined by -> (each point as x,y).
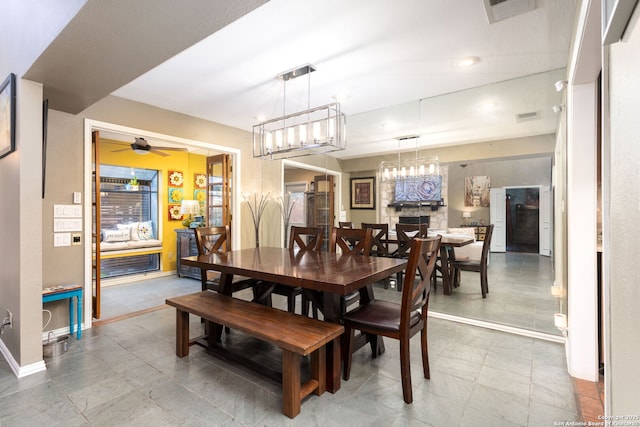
253,64 -> 347,160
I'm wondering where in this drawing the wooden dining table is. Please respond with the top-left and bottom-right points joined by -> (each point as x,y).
386,231 -> 474,295
181,246 -> 407,392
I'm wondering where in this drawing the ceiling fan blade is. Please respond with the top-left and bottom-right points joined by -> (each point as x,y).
148,148 -> 171,157
152,146 -> 189,152
111,148 -> 132,153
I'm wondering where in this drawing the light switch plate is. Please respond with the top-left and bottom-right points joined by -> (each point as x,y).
73,192 -> 82,204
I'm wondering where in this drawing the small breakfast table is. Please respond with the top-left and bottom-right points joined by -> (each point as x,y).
181,247 -> 407,392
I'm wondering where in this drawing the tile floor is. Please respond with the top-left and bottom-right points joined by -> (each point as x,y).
0,252 -> 582,426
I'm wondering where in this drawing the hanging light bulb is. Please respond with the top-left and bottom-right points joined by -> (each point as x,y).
401,167 -> 407,177
265,132 -> 273,153
384,168 -> 390,179
419,164 -> 425,176
429,163 -> 435,174
392,167 -> 397,178
299,124 -> 307,145
287,127 -> 295,147
409,166 -> 415,177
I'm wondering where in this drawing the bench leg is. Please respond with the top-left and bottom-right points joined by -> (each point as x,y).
176,309 -> 189,357
282,350 -> 301,418
310,346 -> 326,396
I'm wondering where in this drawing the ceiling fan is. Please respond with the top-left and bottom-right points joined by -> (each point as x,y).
112,137 -> 188,157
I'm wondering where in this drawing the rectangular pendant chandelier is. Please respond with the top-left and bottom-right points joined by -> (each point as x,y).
253,102 -> 346,159
252,64 -> 346,160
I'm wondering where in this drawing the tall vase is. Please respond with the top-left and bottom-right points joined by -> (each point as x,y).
283,220 -> 290,248
254,223 -> 260,248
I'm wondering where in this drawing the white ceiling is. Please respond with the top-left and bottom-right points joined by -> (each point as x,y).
111,0 -> 575,159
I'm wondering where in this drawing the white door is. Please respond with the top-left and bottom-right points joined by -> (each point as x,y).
490,188 -> 506,252
539,186 -> 552,256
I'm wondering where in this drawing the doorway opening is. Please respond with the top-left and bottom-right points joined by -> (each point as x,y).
506,187 -> 540,253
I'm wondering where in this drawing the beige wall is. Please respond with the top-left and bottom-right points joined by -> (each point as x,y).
607,5 -> 640,413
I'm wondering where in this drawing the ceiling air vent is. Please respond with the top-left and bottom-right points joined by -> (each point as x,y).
516,111 -> 539,122
483,0 -> 536,23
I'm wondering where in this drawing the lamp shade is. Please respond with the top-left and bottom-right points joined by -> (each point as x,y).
180,200 -> 200,215
462,211 -> 472,219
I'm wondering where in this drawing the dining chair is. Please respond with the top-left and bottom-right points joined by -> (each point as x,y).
304,227 -> 373,319
361,223 -> 389,257
342,236 -> 441,404
331,227 -> 373,314
393,223 -> 428,290
253,226 -> 325,314
338,221 -> 354,229
451,224 -> 494,298
361,222 -> 392,288
194,226 -> 256,294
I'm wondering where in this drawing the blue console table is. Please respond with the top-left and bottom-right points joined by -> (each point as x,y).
42,285 -> 83,339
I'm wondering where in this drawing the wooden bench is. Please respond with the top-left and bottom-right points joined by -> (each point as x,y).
165,291 -> 344,418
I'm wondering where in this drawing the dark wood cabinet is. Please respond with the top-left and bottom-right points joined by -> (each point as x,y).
176,228 -> 200,279
313,175 -> 334,246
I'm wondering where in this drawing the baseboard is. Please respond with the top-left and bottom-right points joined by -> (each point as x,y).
428,310 -> 565,343
0,337 -> 47,378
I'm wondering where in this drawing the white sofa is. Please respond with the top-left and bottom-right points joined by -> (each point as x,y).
446,227 -> 486,263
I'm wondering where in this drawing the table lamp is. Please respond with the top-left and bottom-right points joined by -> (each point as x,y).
180,200 -> 201,228
462,211 -> 471,224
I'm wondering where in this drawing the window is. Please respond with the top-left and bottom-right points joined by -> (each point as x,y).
97,165 -> 160,278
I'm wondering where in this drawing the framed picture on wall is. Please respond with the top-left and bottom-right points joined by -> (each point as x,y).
0,73 -> 16,160
350,177 -> 375,209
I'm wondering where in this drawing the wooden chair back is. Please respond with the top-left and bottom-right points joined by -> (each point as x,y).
329,227 -> 372,256
289,226 -> 324,252
194,226 -> 230,255
361,223 -> 389,257
480,225 -> 494,264
395,223 -> 428,259
400,236 -> 441,333
338,221 -> 354,229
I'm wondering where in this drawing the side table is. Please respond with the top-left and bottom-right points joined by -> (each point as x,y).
42,284 -> 83,339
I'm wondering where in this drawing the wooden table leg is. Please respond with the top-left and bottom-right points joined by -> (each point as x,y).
325,337 -> 341,393
440,245 -> 452,295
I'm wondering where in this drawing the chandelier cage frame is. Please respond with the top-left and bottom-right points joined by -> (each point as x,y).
253,64 -> 347,160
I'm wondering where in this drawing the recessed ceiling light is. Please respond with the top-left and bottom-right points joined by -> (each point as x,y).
255,115 -> 266,122
455,56 -> 480,67
332,93 -> 349,102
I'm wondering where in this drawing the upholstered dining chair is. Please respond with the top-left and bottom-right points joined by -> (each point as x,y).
194,226 -> 256,294
451,224 -> 494,298
393,223 -> 428,290
342,236 -> 441,404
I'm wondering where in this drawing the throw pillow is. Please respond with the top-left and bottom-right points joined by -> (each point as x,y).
137,221 -> 154,240
102,228 -> 130,242
117,222 -> 140,240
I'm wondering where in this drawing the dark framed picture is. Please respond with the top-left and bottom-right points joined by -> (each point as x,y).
0,73 -> 17,160
350,177 -> 375,209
